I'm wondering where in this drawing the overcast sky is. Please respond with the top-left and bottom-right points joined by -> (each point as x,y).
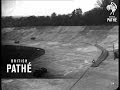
2,0 -> 98,16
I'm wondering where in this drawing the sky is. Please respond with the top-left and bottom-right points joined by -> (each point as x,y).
2,0 -> 98,16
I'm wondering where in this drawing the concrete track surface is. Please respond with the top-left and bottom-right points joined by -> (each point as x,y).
69,44 -> 109,90
91,44 -> 109,67
1,26 -> 118,90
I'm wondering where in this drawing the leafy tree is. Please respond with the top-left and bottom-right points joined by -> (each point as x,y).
51,12 -> 57,18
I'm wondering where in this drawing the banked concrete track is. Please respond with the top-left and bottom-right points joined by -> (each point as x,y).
69,44 -> 109,90
91,44 -> 109,67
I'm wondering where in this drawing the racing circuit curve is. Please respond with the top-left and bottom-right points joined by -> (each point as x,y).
91,44 -> 109,67
69,44 -> 109,90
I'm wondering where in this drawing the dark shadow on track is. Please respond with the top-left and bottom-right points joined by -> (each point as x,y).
1,45 -> 45,78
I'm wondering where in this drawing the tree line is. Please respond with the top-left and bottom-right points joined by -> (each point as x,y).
2,0 -> 119,27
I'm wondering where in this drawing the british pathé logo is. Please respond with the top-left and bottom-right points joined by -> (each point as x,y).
106,1 -> 117,15
106,1 -> 117,22
7,59 -> 32,73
